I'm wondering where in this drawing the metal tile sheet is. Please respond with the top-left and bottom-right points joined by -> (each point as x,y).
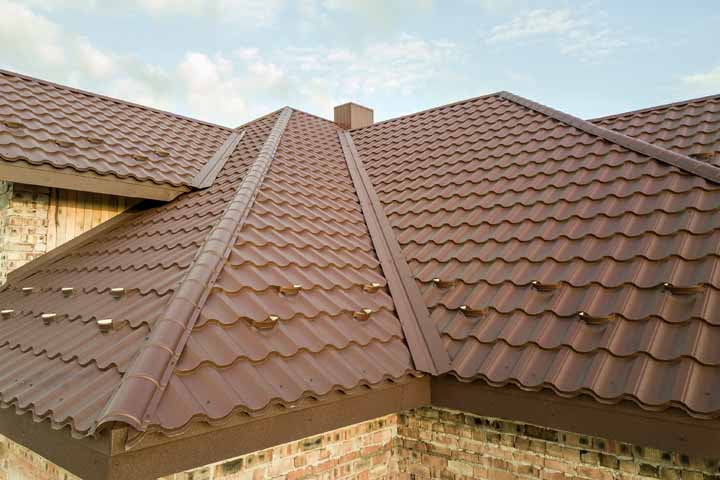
352,93 -> 720,418
0,109 -> 278,434
146,110 -> 415,432
592,94 -> 720,166
0,69 -> 231,186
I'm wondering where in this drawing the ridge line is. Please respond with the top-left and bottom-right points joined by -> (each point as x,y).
498,91 -> 720,184
95,107 -> 293,433
339,130 -> 450,375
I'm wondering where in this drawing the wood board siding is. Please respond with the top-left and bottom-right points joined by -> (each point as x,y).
46,188 -> 137,250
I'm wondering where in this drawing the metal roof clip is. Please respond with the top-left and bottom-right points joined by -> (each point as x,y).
578,311 -> 614,325
1,309 -> 14,319
353,308 -> 373,321
662,282 -> 703,295
21,287 -> 33,294
41,313 -> 57,325
363,282 -> 382,293
110,288 -> 125,298
432,278 -> 458,289
61,287 -> 74,297
97,318 -> 114,333
530,280 -> 559,293
458,305 -> 486,317
253,315 -> 279,330
278,284 -> 302,296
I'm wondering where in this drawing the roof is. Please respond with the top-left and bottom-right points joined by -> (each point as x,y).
592,93 -> 720,166
0,106 -> 427,442
351,90 -> 720,418
0,70 -> 719,478
0,69 -> 233,199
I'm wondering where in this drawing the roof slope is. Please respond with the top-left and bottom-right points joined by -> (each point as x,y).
351,91 -> 720,418
0,69 -> 231,187
592,94 -> 720,166
0,107 -> 417,437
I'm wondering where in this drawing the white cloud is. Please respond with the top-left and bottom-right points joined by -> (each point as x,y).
22,0 -> 285,25
486,8 -> 627,62
488,9 -> 582,42
0,1 -> 459,125
683,66 -> 720,91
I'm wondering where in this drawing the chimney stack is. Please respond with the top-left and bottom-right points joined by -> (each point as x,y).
334,102 -> 374,130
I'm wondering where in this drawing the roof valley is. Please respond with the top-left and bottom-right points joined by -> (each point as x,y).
95,107 -> 293,433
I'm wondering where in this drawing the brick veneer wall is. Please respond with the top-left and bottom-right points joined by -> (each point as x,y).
1,408 -> 718,480
391,407 -> 720,480
0,182 -> 50,284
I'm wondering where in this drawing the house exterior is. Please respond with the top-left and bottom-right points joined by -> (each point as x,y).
0,68 -> 719,480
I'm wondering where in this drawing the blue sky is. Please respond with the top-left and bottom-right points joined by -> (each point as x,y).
1,0 -> 719,126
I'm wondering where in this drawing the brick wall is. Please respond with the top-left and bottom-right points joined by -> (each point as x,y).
2,408 -> 718,480
0,182 -> 50,284
390,407 -> 720,480
0,181 -> 134,284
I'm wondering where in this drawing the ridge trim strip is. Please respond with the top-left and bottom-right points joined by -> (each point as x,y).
339,130 -> 450,375
97,108 -> 293,432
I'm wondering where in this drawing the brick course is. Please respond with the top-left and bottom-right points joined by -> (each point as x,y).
2,408 -> 718,479
0,181 -> 50,284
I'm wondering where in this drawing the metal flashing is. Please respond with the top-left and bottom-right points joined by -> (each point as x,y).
339,130 -> 450,375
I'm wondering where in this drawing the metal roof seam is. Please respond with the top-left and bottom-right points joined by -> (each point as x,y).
94,107 -> 293,434
498,91 -> 720,184
339,130 -> 451,375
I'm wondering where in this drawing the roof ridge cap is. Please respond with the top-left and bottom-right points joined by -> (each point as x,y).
95,107 -> 293,433
0,68 -> 232,131
498,91 -> 720,184
339,131 -> 450,375
589,93 -> 720,122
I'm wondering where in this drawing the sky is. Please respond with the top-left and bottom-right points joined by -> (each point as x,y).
1,0 -> 719,127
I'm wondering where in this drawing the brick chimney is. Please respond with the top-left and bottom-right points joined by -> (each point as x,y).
334,102 -> 374,130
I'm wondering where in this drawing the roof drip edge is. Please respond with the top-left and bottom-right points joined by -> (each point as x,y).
498,91 -> 720,184
95,107 -> 293,434
339,130 -> 451,375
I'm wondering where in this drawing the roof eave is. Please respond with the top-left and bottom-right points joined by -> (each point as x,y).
432,375 -> 720,458
0,376 -> 429,480
0,160 -> 189,201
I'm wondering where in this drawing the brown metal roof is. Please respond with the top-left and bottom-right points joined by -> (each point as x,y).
1,75 -> 720,476
0,69 -> 231,189
0,105 -> 419,440
351,91 -> 720,419
592,94 -> 720,167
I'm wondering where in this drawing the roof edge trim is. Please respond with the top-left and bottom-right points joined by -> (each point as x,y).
499,91 -> 720,184
339,131 -> 451,375
96,107 -> 293,433
191,129 -> 246,188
